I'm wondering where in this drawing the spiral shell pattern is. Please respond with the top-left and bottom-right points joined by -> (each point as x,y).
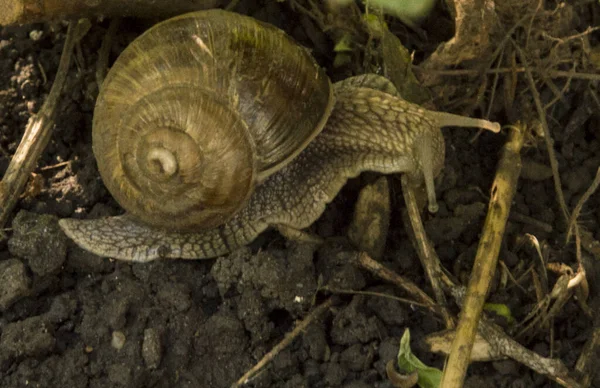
93,10 -> 333,229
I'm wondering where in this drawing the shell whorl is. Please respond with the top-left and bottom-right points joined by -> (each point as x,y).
93,10 -> 333,229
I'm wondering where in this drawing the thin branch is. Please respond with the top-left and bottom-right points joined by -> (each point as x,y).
0,0 -> 218,25
401,175 -> 455,329
441,125 -> 525,388
232,298 -> 334,387
0,21 -> 89,229
511,39 -> 571,223
567,168 -> 600,243
412,66 -> 600,82
353,252 -> 448,319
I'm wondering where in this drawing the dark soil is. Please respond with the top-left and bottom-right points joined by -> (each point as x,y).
1,1 -> 599,387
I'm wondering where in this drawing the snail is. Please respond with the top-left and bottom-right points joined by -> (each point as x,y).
58,9 -> 500,262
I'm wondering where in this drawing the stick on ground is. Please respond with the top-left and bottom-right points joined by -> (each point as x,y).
440,124 -> 525,388
0,0 -> 219,25
358,253 -> 582,387
0,20 -> 89,230
232,298 -> 334,387
401,176 -> 455,329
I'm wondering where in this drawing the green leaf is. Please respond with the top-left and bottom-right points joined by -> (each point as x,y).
333,33 -> 353,53
397,329 -> 442,388
483,303 -> 515,324
364,0 -> 436,26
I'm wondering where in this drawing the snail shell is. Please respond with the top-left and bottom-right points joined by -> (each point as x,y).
94,9 -> 334,230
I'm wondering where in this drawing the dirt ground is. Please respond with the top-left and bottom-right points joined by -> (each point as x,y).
1,1 -> 599,387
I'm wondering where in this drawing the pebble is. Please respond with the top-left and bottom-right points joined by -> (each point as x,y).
142,328 -> 162,369
0,258 -> 30,310
111,331 -> 126,350
8,210 -> 67,276
340,343 -> 374,371
0,316 -> 55,360
28,30 -> 43,41
492,359 -> 519,376
107,363 -> 132,386
322,362 -> 347,387
565,166 -> 592,194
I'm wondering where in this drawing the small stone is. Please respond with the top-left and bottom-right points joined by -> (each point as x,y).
340,343 -> 374,371
107,363 -> 132,386
492,359 -> 519,376
366,286 -> 408,326
0,316 -> 55,360
8,210 -> 67,276
272,349 -> 297,376
45,292 -> 77,323
103,296 -> 129,330
282,374 -> 307,388
565,166 -> 592,194
443,188 -> 480,210
316,248 -> 366,291
322,362 -> 347,387
156,282 -> 192,312
111,331 -> 126,350
520,159 -> 553,181
331,297 -> 386,345
425,217 -> 469,243
142,328 -> 162,369
374,337 -> 400,377
0,258 -> 31,310
454,202 -> 486,220
464,375 -> 488,388
303,323 -> 329,361
28,30 -> 43,41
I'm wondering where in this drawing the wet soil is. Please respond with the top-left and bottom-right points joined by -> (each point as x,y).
1,1 -> 599,387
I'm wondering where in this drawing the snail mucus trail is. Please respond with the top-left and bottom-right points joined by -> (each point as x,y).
59,10 -> 500,262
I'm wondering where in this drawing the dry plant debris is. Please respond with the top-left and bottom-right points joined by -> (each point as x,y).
0,0 -> 219,25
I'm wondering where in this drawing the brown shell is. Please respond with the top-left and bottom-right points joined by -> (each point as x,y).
93,9 -> 334,230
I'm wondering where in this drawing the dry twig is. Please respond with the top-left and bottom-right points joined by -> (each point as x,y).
232,298 -> 333,387
0,0 -> 218,25
476,318 -> 581,387
358,253 -> 582,387
511,39 -> 570,222
441,124 -> 525,388
0,20 -> 89,230
353,252 -> 447,319
567,168 -> 600,243
575,326 -> 600,388
401,175 -> 455,329
413,67 -> 600,82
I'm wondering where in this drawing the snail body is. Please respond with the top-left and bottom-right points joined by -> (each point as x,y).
59,10 -> 499,262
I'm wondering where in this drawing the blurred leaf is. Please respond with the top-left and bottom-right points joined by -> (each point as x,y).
334,33 -> 353,53
363,12 -> 386,37
376,21 -> 429,104
333,52 -> 352,68
365,0 -> 436,26
484,303 -> 515,324
333,33 -> 354,68
590,46 -> 600,70
397,329 -> 442,388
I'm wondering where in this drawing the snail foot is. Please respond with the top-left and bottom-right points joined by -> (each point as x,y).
59,215 -> 177,262
276,224 -> 324,246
